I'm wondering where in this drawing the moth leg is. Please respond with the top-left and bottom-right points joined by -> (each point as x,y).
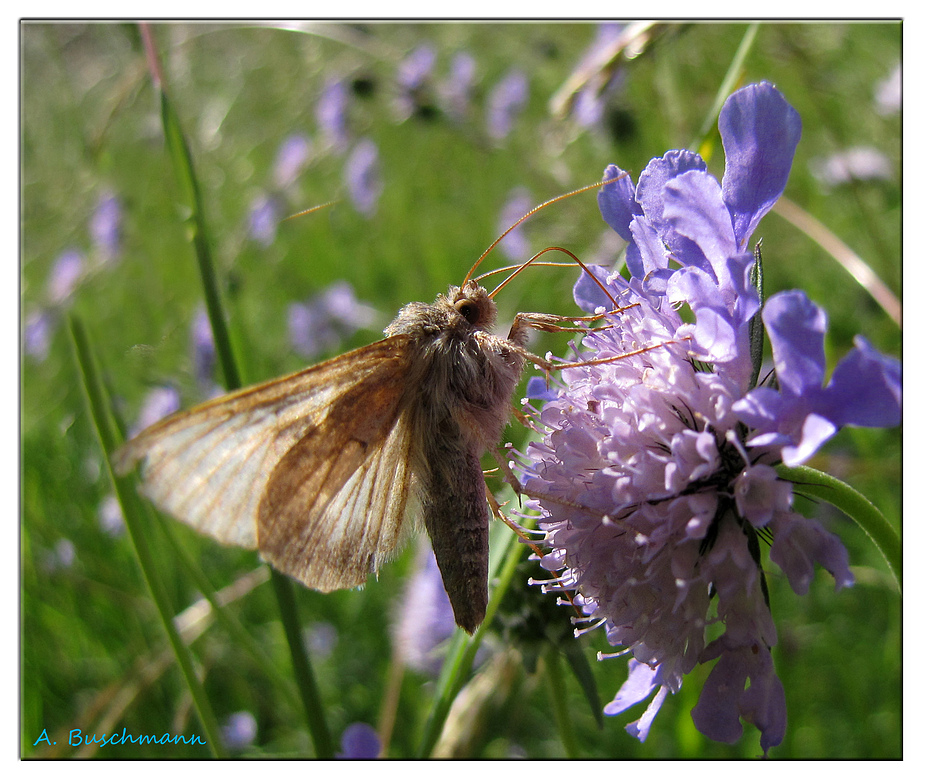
484,478 -> 545,557
507,310 -> 615,343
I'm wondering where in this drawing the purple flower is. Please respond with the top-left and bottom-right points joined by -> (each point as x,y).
810,146 -> 892,187
221,711 -> 257,751
440,52 -> 476,121
392,544 -> 458,676
248,194 -> 280,246
395,44 -> 437,120
571,23 -> 626,129
337,723 -> 380,759
733,291 -> 901,466
47,249 -> 85,305
190,305 -> 216,388
24,309 -> 53,361
496,188 -> 533,261
90,191 -> 122,263
98,494 -> 125,537
316,76 -> 350,152
130,386 -> 180,437
523,82 -> 900,753
273,133 -> 312,190
288,281 -> 378,360
875,63 -> 901,116
344,139 -> 383,217
486,68 -> 528,141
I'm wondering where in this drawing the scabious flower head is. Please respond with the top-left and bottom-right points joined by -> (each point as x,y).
522,82 -> 901,754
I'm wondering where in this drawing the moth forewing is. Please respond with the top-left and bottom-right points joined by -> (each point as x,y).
113,336 -> 417,579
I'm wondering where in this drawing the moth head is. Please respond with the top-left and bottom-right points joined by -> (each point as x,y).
449,282 -> 497,330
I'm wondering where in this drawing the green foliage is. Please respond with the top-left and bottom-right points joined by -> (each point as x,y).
22,22 -> 900,758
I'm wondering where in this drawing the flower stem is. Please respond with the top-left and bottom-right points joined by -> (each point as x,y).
776,464 -> 901,591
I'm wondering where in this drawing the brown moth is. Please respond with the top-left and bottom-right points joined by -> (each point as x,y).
114,182 -> 619,634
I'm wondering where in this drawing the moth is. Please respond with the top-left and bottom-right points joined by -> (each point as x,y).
114,182 -> 620,634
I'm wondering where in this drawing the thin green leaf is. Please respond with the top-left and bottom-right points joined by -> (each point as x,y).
543,646 -> 579,757
68,314 -> 226,757
559,637 -> 604,730
690,22 -> 761,153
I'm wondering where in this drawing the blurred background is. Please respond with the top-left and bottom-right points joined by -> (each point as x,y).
21,21 -> 900,758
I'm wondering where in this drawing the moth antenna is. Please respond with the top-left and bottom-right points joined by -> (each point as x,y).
282,199 -> 339,222
488,246 -> 620,311
472,261 -> 580,284
461,172 -> 629,286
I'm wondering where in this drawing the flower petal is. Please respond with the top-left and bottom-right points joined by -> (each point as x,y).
763,290 -> 827,396
598,163 -> 640,240
820,335 -> 902,428
720,82 -> 802,248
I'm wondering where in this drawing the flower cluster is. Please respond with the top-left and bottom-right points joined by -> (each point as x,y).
522,82 -> 900,753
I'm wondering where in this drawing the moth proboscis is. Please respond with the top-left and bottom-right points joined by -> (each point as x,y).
114,176 -> 632,634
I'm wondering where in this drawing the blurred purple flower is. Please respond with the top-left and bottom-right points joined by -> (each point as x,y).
337,723 -> 380,759
42,538 -> 77,573
524,82 -> 900,754
345,139 -> 383,217
440,51 -> 476,121
392,544 -> 458,676
304,621 -> 338,661
97,494 -> 125,537
571,23 -> 626,129
496,187 -> 533,261
316,76 -> 350,152
273,133 -> 312,190
221,711 -> 257,751
90,191 -> 122,263
130,386 -> 180,437
486,68 -> 528,141
248,194 -> 280,246
47,249 -> 85,305
24,309 -> 53,361
288,280 -> 378,360
875,63 -> 901,115
810,146 -> 893,187
190,305 -> 216,388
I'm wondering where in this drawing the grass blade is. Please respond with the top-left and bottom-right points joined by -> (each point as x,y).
68,314 -> 226,756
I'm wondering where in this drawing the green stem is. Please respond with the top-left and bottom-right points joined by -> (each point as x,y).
776,464 -> 901,591
69,315 -> 226,756
270,571 -> 335,758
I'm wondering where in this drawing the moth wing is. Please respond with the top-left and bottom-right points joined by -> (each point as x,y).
258,397 -> 419,591
113,336 -> 414,561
